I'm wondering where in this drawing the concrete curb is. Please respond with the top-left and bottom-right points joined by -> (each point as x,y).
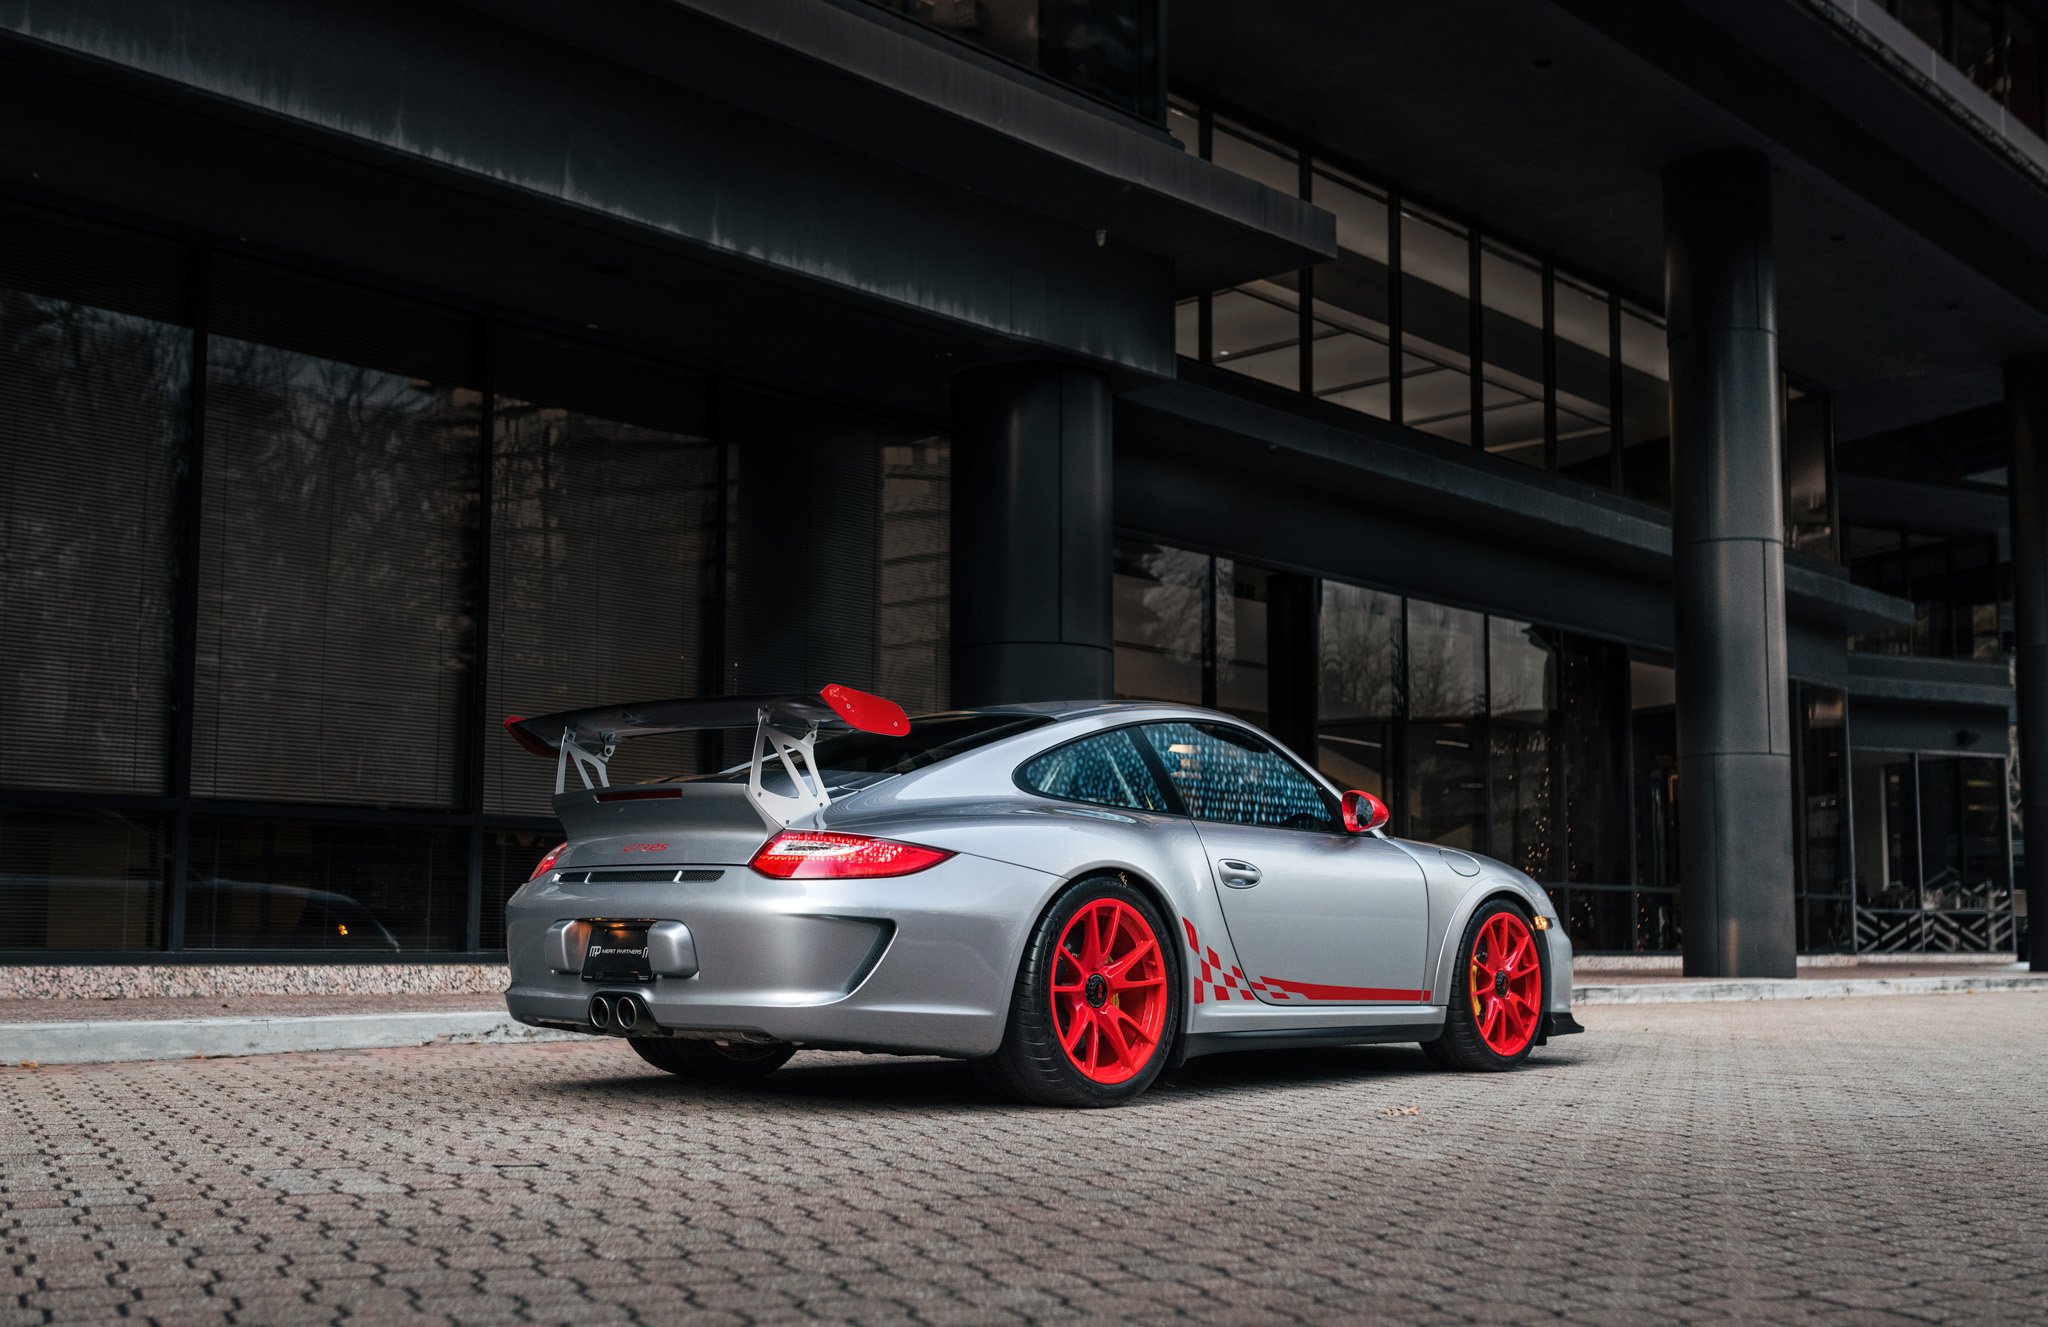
9,975 -> 2048,1066
1576,973 -> 2048,1005
1,1011 -> 576,1066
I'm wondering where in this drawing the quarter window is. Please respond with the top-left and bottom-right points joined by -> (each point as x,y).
1141,722 -> 1338,832
1018,729 -> 1173,813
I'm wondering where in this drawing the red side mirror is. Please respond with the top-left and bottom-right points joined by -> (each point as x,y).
1342,789 -> 1390,834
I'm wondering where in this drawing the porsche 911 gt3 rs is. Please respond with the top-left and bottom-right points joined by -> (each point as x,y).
500,685 -> 1583,1107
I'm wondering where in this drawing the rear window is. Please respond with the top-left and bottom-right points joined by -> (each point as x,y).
697,713 -> 1051,784
1017,728 -> 1174,813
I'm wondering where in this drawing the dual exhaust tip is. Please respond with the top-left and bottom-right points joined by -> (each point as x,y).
588,992 -> 648,1035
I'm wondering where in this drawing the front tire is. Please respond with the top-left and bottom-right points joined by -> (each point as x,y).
1425,899 -> 1544,1072
630,1036 -> 795,1079
984,877 -> 1179,1108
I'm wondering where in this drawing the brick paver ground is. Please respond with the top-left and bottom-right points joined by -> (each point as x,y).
4,993 -> 2045,1326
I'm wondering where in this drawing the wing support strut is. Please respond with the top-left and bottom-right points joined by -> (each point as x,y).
555,732 -> 615,795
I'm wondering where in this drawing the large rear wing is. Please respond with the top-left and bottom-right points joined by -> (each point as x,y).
503,684 -> 910,825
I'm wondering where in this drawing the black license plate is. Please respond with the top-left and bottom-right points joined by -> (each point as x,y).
581,923 -> 654,983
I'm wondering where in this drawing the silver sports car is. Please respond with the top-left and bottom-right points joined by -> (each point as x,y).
501,685 -> 1583,1107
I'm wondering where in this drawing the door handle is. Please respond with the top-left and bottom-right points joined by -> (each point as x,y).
1218,859 -> 1262,888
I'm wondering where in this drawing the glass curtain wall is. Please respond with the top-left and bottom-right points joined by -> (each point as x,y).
1796,687 -> 1855,952
1845,525 -> 2008,659
1172,97 -> 1681,514
1851,748 -> 2016,951
1113,538 -> 1638,948
0,210 -> 190,951
0,202 -> 952,957
1172,95 -> 1842,545
1625,659 -> 1681,952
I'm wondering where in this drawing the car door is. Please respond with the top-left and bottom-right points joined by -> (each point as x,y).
1140,720 -> 1431,1004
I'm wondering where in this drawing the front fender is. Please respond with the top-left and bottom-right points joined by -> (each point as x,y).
1394,843 -> 1564,1010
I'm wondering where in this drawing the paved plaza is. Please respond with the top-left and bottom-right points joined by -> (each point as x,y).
4,993 -> 2045,1325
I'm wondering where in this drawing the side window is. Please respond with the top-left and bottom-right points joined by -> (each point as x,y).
1018,729 -> 1174,813
1141,721 -> 1339,832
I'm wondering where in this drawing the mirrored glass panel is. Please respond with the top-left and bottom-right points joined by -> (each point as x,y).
1215,560 -> 1270,728
1310,166 -> 1392,419
1211,283 -> 1300,389
1618,304 -> 1670,508
185,817 -> 468,952
1113,540 -> 1205,704
1317,581 -> 1402,801
1478,243 -> 1545,468
195,336 -> 480,808
1554,276 -> 1615,489
0,808 -> 166,951
1409,721 -> 1484,850
0,291 -> 185,794
1211,120 -> 1300,196
1488,618 -> 1554,723
1797,688 -> 1852,955
1784,384 -> 1837,563
1406,600 -> 1483,718
1399,209 -> 1473,444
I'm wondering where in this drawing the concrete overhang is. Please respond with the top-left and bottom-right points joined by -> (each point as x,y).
0,0 -> 1327,390
494,0 -> 1339,296
1840,472 -> 2011,549
1171,0 -> 2048,442
1846,652 -> 2015,716
1118,365 -> 1915,648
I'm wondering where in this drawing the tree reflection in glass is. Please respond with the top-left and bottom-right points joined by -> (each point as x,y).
1112,540 -> 1205,704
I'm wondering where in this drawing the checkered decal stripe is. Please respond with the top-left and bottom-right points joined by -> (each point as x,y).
1182,917 -> 1431,1005
1182,917 -> 1294,1004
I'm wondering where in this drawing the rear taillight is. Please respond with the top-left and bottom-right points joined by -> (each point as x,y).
749,831 -> 952,880
529,842 -> 569,881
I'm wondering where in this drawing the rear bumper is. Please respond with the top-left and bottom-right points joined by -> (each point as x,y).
502,851 -> 1062,1058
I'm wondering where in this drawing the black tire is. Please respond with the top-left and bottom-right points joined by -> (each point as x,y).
629,1036 -> 795,1079
1425,897 -> 1545,1073
983,876 -> 1181,1108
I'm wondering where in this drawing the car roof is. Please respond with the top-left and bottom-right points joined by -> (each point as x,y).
912,700 -> 1243,724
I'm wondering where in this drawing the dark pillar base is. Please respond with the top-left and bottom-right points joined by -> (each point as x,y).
1676,751 -> 1800,975
949,363 -> 1113,706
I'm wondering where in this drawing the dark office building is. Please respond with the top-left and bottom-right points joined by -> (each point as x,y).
1,0 -> 2041,974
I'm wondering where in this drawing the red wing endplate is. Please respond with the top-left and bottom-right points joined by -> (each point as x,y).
503,685 -> 909,758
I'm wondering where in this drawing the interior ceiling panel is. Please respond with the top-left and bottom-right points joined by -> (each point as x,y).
1170,0 -> 2048,442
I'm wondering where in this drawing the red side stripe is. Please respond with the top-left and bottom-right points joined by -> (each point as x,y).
1255,976 -> 1432,1002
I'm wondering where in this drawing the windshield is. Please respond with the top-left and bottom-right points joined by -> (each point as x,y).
692,713 -> 1052,787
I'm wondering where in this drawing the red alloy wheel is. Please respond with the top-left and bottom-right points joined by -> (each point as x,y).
1467,911 -> 1543,1057
1048,897 -> 1169,1084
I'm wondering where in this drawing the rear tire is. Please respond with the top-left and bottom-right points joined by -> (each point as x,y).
1425,898 -> 1545,1072
630,1037 -> 795,1079
984,876 -> 1180,1108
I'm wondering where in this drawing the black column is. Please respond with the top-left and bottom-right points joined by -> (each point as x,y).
950,364 -> 1114,705
2008,356 -> 2048,969
1265,571 -> 1320,763
1665,150 -> 1798,978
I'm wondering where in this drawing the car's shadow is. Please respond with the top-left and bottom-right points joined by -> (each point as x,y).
539,1041 -> 1573,1112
